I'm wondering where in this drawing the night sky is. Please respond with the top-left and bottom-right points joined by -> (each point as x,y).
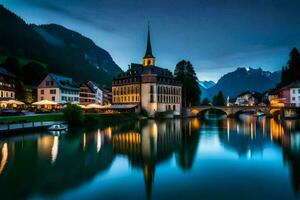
1,0 -> 300,82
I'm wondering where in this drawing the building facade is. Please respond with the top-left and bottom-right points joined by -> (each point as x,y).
102,87 -> 112,105
235,91 -> 261,106
0,67 -> 15,100
280,82 -> 300,107
37,73 -> 80,104
79,81 -> 103,105
112,27 -> 181,115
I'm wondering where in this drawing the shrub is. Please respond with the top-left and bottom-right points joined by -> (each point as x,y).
63,104 -> 85,126
140,108 -> 149,117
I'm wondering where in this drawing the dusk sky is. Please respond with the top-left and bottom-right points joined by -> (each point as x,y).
1,0 -> 300,82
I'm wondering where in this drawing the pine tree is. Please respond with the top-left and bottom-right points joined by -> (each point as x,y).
280,48 -> 300,86
212,91 -> 225,106
174,60 -> 201,107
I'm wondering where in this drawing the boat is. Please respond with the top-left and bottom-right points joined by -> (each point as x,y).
48,124 -> 68,131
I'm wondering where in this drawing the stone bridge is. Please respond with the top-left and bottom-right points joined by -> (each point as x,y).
186,106 -> 297,118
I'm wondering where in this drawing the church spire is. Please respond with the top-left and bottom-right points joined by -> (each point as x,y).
143,23 -> 155,67
144,23 -> 154,59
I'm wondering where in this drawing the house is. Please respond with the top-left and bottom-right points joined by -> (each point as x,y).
112,26 -> 181,115
102,87 -> 112,105
37,73 -> 80,104
79,81 -> 103,105
0,67 -> 16,100
279,81 -> 300,107
235,91 -> 262,106
266,88 -> 279,104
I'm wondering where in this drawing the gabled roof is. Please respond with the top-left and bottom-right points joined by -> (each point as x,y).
48,73 -> 79,91
80,81 -> 104,93
0,67 -> 16,78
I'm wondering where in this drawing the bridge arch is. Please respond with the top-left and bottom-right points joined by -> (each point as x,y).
189,106 -> 271,117
191,107 -> 229,116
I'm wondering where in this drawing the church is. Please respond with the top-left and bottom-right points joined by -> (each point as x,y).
112,26 -> 182,116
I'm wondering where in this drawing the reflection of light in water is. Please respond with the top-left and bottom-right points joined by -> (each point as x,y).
262,117 -> 266,135
227,119 -> 230,141
251,122 -> 253,140
291,134 -> 300,150
287,121 -> 292,132
151,122 -> 158,138
237,124 -> 239,134
192,118 -> 200,129
104,127 -> 112,140
83,133 -> 86,150
0,143 -> 8,174
51,136 -> 59,164
270,119 -> 284,141
97,129 -> 101,152
247,149 -> 252,159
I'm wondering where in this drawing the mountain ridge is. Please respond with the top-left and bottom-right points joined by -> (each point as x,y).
0,5 -> 122,86
201,67 -> 281,99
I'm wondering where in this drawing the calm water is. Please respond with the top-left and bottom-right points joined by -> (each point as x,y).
0,115 -> 300,200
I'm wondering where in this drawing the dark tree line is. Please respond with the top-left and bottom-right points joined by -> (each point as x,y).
174,60 -> 201,107
280,48 -> 300,87
212,91 -> 225,106
0,56 -> 48,101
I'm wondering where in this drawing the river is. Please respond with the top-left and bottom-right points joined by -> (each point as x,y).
0,114 -> 299,200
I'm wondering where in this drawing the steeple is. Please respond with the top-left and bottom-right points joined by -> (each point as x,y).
143,23 -> 155,67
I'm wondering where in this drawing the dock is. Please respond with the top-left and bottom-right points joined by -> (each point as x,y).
0,121 -> 65,136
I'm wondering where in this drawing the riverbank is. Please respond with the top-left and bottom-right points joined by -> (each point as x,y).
0,112 -> 142,124
0,113 -> 64,123
0,112 -> 142,135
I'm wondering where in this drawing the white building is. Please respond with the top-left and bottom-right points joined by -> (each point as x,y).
79,81 -> 103,105
235,91 -> 261,106
37,73 -> 80,104
288,82 -> 300,107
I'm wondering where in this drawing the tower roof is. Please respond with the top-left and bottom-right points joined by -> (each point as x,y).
143,24 -> 154,59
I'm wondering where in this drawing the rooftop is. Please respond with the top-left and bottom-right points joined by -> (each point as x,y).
116,63 -> 174,79
49,73 -> 79,91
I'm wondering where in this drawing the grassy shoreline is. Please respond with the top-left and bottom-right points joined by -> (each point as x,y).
0,113 -> 64,123
0,112 -> 141,124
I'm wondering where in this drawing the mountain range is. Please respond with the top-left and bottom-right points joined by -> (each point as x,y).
0,5 -> 122,86
201,67 -> 281,99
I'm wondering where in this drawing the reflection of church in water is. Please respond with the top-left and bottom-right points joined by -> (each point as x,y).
112,119 -> 184,197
